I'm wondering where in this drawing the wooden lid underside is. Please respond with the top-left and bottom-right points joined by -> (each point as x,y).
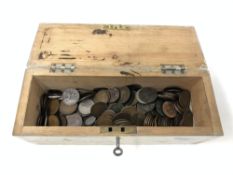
29,24 -> 206,69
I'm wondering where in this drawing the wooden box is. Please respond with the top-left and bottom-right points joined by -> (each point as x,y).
13,24 -> 223,145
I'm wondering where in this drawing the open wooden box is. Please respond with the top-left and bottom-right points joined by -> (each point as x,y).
13,24 -> 223,145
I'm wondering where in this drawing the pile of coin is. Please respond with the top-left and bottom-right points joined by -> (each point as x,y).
36,85 -> 193,127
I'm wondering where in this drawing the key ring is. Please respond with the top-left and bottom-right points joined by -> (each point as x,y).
113,137 -> 123,156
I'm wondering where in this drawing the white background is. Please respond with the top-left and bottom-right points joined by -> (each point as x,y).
0,0 -> 233,174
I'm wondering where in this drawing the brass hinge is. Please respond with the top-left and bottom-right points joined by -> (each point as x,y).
50,63 -> 76,73
161,64 -> 187,74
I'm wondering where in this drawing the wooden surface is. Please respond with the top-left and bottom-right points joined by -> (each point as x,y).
28,24 -> 206,69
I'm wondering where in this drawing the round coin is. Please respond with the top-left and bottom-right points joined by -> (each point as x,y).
136,102 -> 155,114
91,102 -> 107,118
78,99 -> 94,116
66,113 -> 83,126
96,110 -> 115,126
178,90 -> 191,109
47,90 -> 62,99
118,86 -> 131,104
109,103 -> 124,113
59,101 -> 77,115
48,99 -> 59,115
162,101 -> 177,118
48,115 -> 60,126
93,89 -> 110,103
84,116 -> 96,126
62,88 -> 80,105
108,87 -> 120,103
136,87 -> 157,104
59,115 -> 68,126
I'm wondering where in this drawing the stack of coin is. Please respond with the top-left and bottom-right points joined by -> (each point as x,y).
37,86 -> 193,127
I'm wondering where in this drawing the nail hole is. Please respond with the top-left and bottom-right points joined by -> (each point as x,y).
108,127 -> 112,132
121,127 -> 125,132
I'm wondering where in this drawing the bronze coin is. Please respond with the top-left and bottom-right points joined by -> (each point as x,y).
108,87 -> 120,103
91,102 -> 107,118
48,115 -> 60,126
48,99 -> 59,115
96,110 -> 114,126
132,112 -> 146,126
174,101 -> 185,114
113,112 -> 132,125
109,103 -> 124,113
121,106 -> 138,124
136,102 -> 155,114
59,101 -> 77,115
178,90 -> 191,109
119,86 -> 131,104
162,101 -> 177,118
93,89 -> 110,103
136,87 -> 157,104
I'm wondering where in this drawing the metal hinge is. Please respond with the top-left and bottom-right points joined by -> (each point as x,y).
161,64 -> 187,74
103,24 -> 130,30
50,63 -> 76,73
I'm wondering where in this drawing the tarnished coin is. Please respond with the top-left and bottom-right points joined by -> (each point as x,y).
93,89 -> 110,103
109,103 -> 124,113
66,113 -> 83,126
91,102 -> 107,118
155,99 -> 165,117
48,99 -> 59,115
62,88 -> 80,105
84,116 -> 96,126
181,110 -> 193,126
108,87 -> 120,103
162,101 -> 177,118
136,87 -> 157,104
143,113 -> 155,126
59,101 -> 77,115
125,91 -> 137,106
96,110 -> 115,126
113,112 -> 132,126
121,106 -> 138,124
119,86 -> 131,104
78,99 -> 94,116
48,115 -> 60,126
59,115 -> 67,126
47,90 -> 62,99
158,92 -> 177,101
132,112 -> 145,126
136,102 -> 155,114
178,90 -> 191,109
128,84 -> 142,91
164,87 -> 183,93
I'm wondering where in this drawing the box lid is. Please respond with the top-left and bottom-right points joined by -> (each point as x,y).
28,24 -> 206,71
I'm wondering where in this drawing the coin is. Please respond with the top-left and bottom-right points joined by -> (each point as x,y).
181,110 -> 193,126
132,112 -> 145,126
113,112 -> 132,126
118,86 -> 131,104
108,87 -> 120,103
59,101 -> 77,115
128,84 -> 142,91
121,106 -> 138,124
136,87 -> 157,104
48,99 -> 59,115
136,102 -> 155,114
164,87 -> 183,93
93,89 -> 110,103
84,116 -> 96,126
48,115 -> 60,126
96,110 -> 115,126
155,99 -> 165,117
62,88 -> 80,105
178,90 -> 191,109
47,90 -> 62,99
91,102 -> 107,118
158,92 -> 177,101
66,113 -> 83,126
78,99 -> 94,116
162,101 -> 177,118
109,103 -> 124,113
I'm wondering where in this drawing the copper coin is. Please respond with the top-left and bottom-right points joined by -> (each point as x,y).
93,89 -> 110,103
66,113 -> 83,126
113,112 -> 132,125
91,102 -> 107,118
162,101 -> 177,118
136,102 -> 155,113
59,101 -> 77,115
48,99 -> 59,115
121,106 -> 138,124
84,116 -> 96,126
108,87 -> 120,103
119,86 -> 131,104
62,88 -> 80,105
109,103 -> 124,113
178,90 -> 191,109
136,87 -> 157,104
48,115 -> 60,126
96,110 -> 115,126
78,99 -> 94,116
132,112 -> 145,126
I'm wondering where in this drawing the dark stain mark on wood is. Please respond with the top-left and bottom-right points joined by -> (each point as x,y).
60,54 -> 71,56
92,29 -> 107,35
61,50 -> 70,52
112,54 -> 118,59
47,37 -> 51,43
38,51 -> 52,59
119,62 -> 131,66
130,69 -> 141,76
120,71 -> 135,77
40,28 -> 50,49
88,56 -> 91,58
109,33 -> 113,37
59,57 -> 76,59
86,50 -> 91,53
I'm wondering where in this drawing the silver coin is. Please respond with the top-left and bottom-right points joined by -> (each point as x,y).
66,113 -> 83,126
59,101 -> 77,115
78,99 -> 94,116
136,87 -> 157,104
108,87 -> 120,103
84,116 -> 96,126
62,88 -> 80,105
